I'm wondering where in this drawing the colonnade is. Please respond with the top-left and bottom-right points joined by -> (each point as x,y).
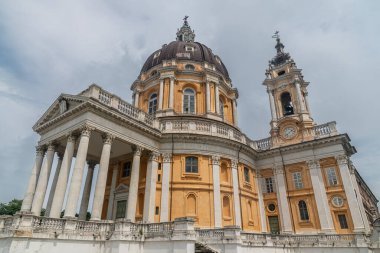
20,126 -> 159,223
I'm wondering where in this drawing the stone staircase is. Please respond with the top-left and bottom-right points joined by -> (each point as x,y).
195,242 -> 219,253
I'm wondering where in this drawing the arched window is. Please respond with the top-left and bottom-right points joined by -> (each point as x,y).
183,88 -> 195,114
148,93 -> 157,115
281,92 -> 294,116
223,196 -> 231,218
298,200 -> 309,221
185,64 -> 195,71
185,156 -> 198,173
219,98 -> 224,119
220,163 -> 228,183
186,194 -> 197,216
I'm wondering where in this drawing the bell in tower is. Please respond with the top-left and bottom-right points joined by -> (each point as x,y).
262,31 -> 315,146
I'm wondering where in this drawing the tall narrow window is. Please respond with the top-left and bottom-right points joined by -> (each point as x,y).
338,214 -> 349,229
183,88 -> 195,114
327,167 -> 338,186
223,196 -> 231,218
219,98 -> 224,119
148,93 -> 157,114
244,167 -> 250,183
185,156 -> 198,173
122,162 -> 131,177
292,172 -> 304,189
281,92 -> 294,116
265,177 -> 274,193
298,200 -> 309,221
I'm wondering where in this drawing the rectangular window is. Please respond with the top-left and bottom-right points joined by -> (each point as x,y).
292,172 -> 304,189
116,200 -> 127,219
244,167 -> 250,183
155,206 -> 159,215
327,167 -> 338,186
185,156 -> 198,173
122,162 -> 131,177
158,162 -> 162,170
265,177 -> 274,193
338,214 -> 349,229
157,174 -> 161,182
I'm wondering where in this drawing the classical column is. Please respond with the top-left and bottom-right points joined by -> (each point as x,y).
31,144 -> 56,216
256,171 -> 268,233
206,81 -> 211,112
215,83 -> 220,115
160,153 -> 172,222
21,146 -> 45,212
64,126 -> 92,218
307,160 -> 335,233
212,155 -> 222,228
126,146 -> 143,221
78,161 -> 96,220
106,163 -> 119,220
158,78 -> 164,110
49,135 -> 76,218
349,162 -> 371,233
91,133 -> 114,221
304,91 -> 312,117
267,88 -> 277,121
273,165 -> 292,233
294,79 -> 306,112
231,160 -> 241,228
169,77 -> 174,110
232,100 -> 238,126
45,153 -> 63,216
143,152 -> 159,223
336,155 -> 365,232
134,91 -> 140,107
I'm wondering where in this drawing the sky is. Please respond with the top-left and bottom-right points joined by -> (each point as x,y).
0,0 -> 379,208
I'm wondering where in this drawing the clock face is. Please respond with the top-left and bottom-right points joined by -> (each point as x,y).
283,126 -> 297,139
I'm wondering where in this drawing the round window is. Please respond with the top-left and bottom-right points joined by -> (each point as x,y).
268,203 -> 276,212
332,196 -> 344,207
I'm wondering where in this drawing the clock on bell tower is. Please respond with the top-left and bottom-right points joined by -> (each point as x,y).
262,31 -> 315,147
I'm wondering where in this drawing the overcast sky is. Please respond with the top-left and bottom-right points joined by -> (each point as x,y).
0,1 -> 379,207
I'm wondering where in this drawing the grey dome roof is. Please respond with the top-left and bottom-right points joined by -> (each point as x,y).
140,40 -> 230,79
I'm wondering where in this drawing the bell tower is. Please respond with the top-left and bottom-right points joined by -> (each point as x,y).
263,32 -> 314,146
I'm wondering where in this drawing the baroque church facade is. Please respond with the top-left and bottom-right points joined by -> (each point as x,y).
1,18 -> 380,253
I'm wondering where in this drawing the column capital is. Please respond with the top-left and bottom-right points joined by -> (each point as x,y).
102,133 -> 114,145
162,153 -> 173,163
66,133 -> 77,143
35,145 -> 45,156
132,145 -> 143,156
336,154 -> 348,166
46,142 -> 57,152
306,159 -> 321,169
80,124 -> 94,137
149,152 -> 159,162
273,165 -> 284,175
211,155 -> 220,165
87,160 -> 97,169
231,159 -> 238,170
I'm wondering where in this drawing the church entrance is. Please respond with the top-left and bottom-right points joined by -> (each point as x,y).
268,216 -> 280,234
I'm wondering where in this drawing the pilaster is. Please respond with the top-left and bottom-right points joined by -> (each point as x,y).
212,155 -> 222,228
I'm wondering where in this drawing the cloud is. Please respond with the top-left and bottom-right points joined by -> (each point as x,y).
0,0 -> 379,208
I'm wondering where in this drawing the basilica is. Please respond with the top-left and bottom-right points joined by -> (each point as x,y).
1,18 -> 380,253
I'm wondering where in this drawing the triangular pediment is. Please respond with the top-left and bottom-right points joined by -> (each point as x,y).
33,94 -> 88,131
115,184 -> 129,193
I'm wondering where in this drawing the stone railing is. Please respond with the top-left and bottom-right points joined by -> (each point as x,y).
81,84 -> 159,129
313,121 -> 338,138
160,118 -> 254,146
32,216 -> 66,232
253,137 -> 272,151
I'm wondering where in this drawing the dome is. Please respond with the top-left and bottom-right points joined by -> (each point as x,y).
140,18 -> 230,79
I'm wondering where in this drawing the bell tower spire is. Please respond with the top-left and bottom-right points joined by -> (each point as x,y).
176,16 -> 195,42
263,31 -> 314,146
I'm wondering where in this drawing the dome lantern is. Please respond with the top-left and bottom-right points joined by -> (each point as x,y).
176,16 -> 195,42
